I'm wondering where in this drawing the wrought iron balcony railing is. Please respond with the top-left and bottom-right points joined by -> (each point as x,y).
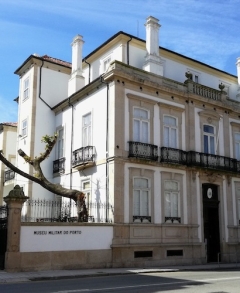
53,157 -> 65,174
133,216 -> 151,223
72,146 -> 96,168
4,169 -> 15,182
160,147 -> 187,165
165,217 -> 181,223
187,151 -> 237,172
128,141 -> 158,161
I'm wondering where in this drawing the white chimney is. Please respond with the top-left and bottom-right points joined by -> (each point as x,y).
237,57 -> 240,85
68,35 -> 85,96
143,16 -> 164,76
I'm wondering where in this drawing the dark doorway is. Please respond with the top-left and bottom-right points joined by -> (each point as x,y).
202,184 -> 220,262
0,206 -> 7,270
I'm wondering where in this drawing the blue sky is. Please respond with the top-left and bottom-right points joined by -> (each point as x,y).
0,0 -> 240,123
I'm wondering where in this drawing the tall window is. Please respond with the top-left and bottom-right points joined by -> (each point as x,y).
133,108 -> 149,143
234,133 -> 240,160
164,180 -> 179,218
203,125 -> 215,154
22,119 -> 28,137
57,128 -> 64,158
133,178 -> 150,218
103,56 -> 111,72
163,115 -> 177,148
82,113 -> 91,147
23,77 -> 29,101
82,180 -> 91,209
236,188 -> 240,224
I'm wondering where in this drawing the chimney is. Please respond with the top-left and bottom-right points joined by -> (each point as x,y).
143,16 -> 164,76
68,35 -> 85,96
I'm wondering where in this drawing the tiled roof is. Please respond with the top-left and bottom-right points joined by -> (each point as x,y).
41,55 -> 71,68
0,122 -> 17,127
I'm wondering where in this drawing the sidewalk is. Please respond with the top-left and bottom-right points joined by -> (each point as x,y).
0,263 -> 239,284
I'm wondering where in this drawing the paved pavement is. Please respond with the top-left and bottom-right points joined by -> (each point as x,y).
0,263 -> 239,284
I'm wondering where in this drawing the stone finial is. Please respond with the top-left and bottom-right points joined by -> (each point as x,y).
4,185 -> 29,203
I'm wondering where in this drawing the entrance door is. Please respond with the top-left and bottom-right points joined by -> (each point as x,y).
202,184 -> 220,262
0,206 -> 7,270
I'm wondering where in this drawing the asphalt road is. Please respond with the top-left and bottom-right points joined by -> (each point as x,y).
1,269 -> 240,293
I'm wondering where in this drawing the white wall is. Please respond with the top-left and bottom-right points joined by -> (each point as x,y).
20,225 -> 113,252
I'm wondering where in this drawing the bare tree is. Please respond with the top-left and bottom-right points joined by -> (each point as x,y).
0,134 -> 88,221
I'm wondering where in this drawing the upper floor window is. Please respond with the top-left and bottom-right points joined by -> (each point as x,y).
57,128 -> 64,159
163,115 -> 177,148
203,125 -> 215,154
133,177 -> 150,220
164,180 -> 179,219
82,113 -> 91,147
133,108 -> 149,143
23,77 -> 29,101
234,133 -> 240,160
82,180 -> 91,209
21,119 -> 28,137
103,56 -> 111,71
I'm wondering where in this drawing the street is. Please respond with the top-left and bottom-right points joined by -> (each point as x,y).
1,269 -> 240,293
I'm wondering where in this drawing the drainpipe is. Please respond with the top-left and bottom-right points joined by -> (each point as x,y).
100,76 -> 109,222
84,59 -> 91,84
39,60 -> 51,109
127,37 -> 132,65
68,98 -> 74,210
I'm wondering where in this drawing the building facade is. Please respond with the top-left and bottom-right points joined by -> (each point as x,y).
0,123 -> 17,204
13,16 -> 240,267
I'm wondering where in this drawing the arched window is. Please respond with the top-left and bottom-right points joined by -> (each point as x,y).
163,115 -> 177,148
203,124 -> 215,154
133,108 -> 149,143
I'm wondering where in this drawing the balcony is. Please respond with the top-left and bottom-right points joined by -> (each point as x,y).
187,151 -> 237,172
133,216 -> 151,223
4,169 -> 15,182
53,157 -> 65,174
128,141 -> 158,161
160,147 -> 187,165
72,146 -> 96,170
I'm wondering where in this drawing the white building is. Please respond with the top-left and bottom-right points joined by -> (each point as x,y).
13,16 -> 240,266
0,122 -> 17,204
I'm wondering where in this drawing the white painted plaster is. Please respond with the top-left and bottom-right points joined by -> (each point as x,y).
124,165 -> 130,223
20,225 -> 113,252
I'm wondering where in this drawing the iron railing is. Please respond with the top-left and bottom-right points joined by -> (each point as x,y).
53,157 -> 65,174
187,151 -> 237,172
133,216 -> 151,223
21,199 -> 114,223
165,217 -> 181,223
4,169 -> 15,182
128,141 -> 158,161
160,147 -> 187,165
72,146 -> 96,167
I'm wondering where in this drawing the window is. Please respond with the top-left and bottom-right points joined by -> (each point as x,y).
57,128 -> 64,158
237,188 -> 240,225
164,180 -> 179,218
23,77 -> 29,101
194,75 -> 199,83
103,56 -> 111,72
133,178 -> 150,218
234,133 -> 240,160
82,113 -> 91,147
22,119 -> 28,137
163,116 -> 177,148
82,180 -> 91,209
133,108 -> 149,143
203,125 -> 215,154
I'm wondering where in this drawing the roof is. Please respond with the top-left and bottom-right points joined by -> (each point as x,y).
0,122 -> 17,127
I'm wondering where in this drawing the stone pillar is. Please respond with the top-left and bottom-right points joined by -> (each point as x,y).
4,185 -> 29,272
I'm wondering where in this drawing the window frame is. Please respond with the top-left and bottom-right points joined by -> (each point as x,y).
56,127 -> 65,159
82,112 -> 92,147
133,177 -> 151,218
21,118 -> 28,137
234,132 -> 240,160
163,115 -> 178,148
164,180 -> 180,219
23,77 -> 29,101
82,179 -> 91,209
133,107 -> 150,144
203,124 -> 216,155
